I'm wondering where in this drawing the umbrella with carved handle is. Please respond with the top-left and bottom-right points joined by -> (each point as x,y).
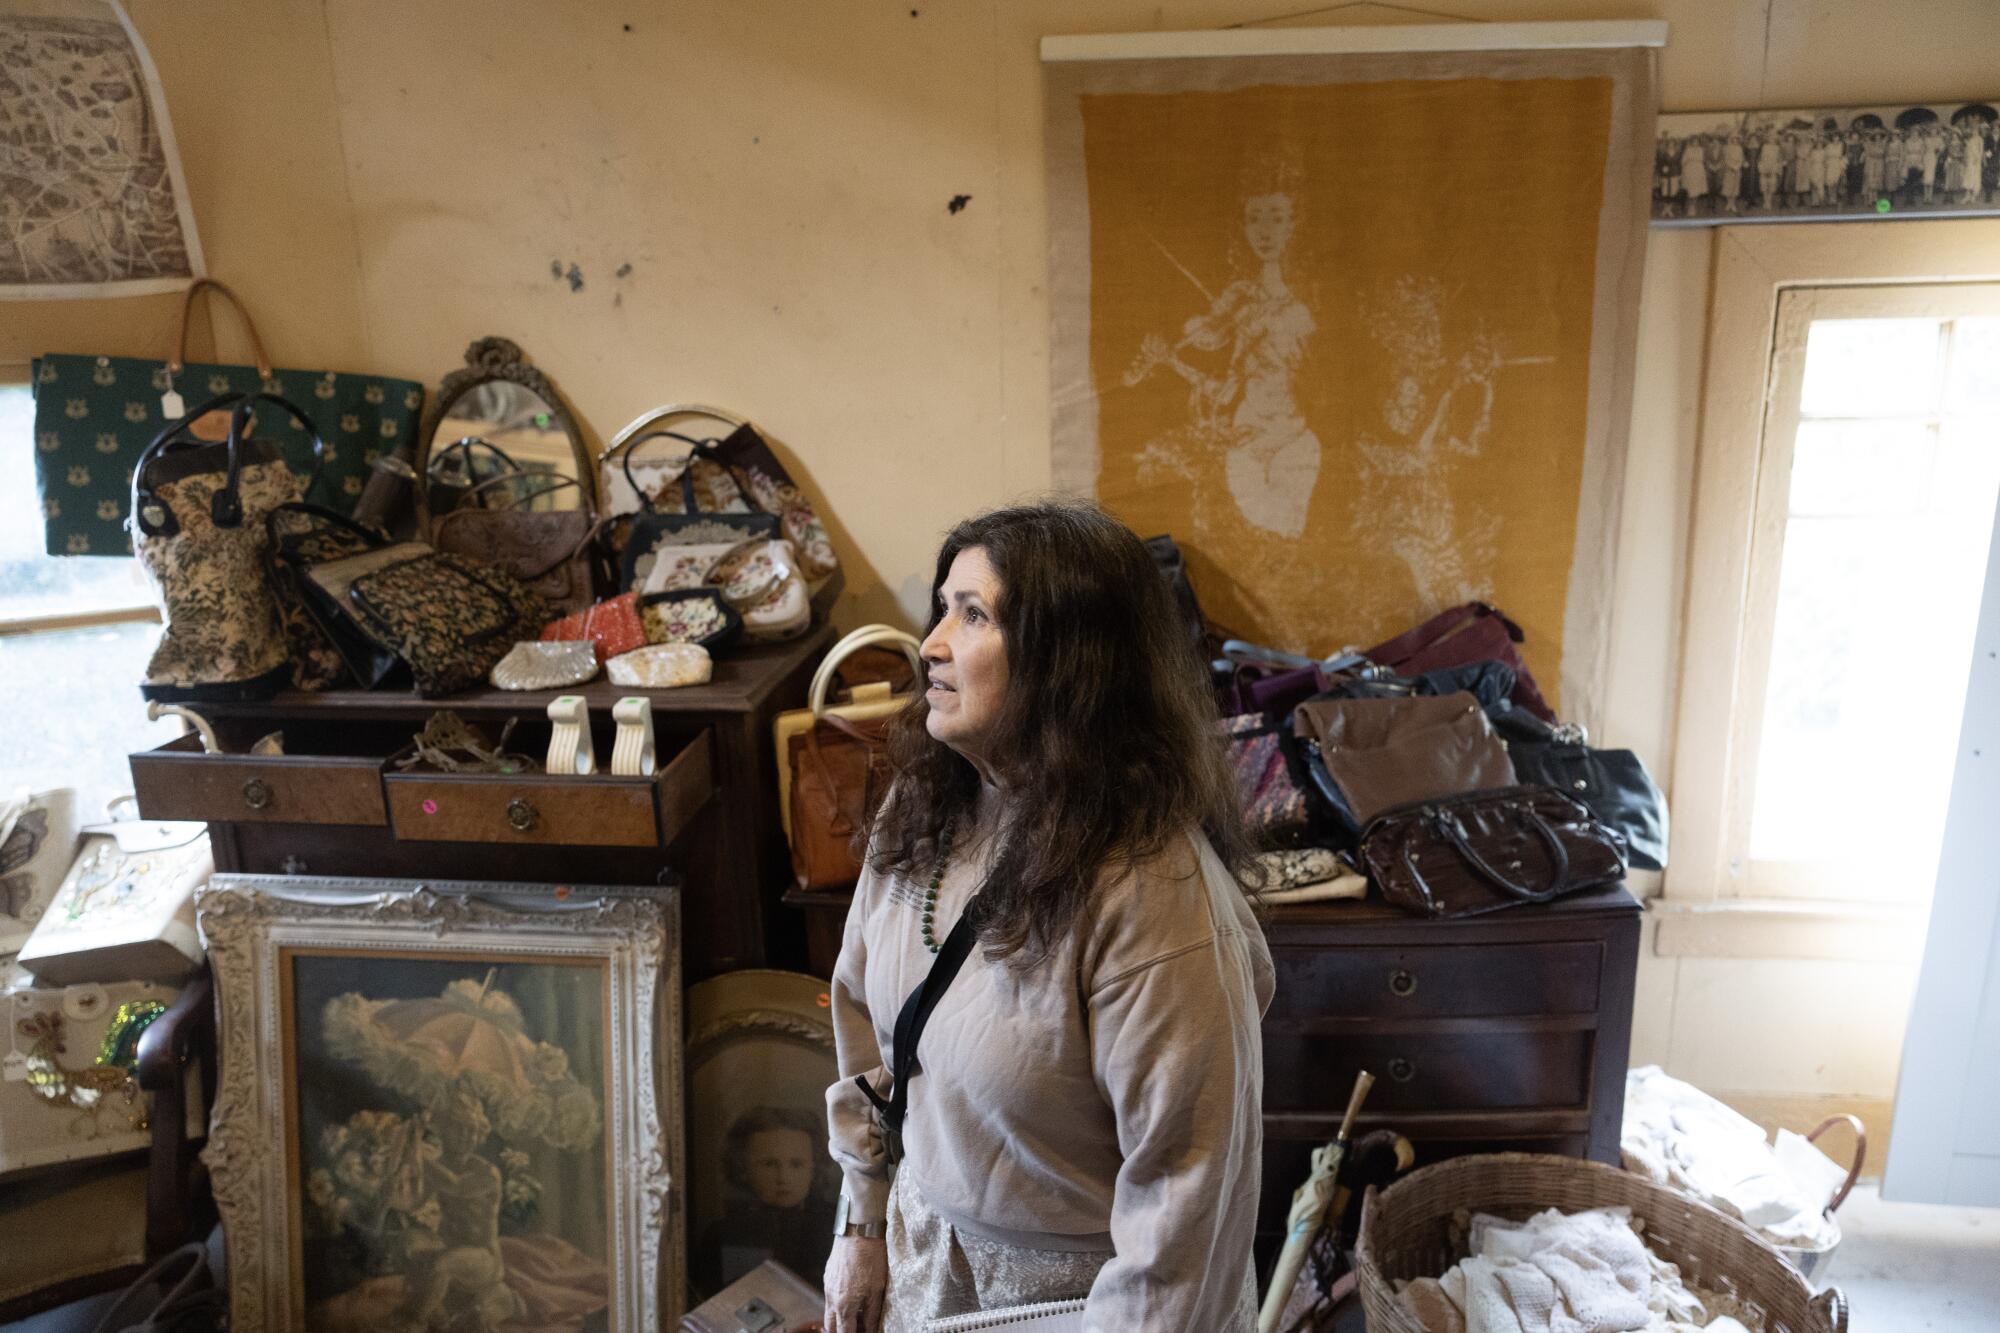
1258,1071 -> 1375,1333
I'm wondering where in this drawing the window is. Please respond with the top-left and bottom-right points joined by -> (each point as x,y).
1671,240 -> 2000,928
0,375 -> 180,822
1739,292 -> 2000,902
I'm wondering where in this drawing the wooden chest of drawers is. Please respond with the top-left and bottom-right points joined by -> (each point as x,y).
1254,885 -> 1641,1248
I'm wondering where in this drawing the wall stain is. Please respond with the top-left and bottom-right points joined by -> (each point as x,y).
616,262 -> 633,278
947,194 -> 972,214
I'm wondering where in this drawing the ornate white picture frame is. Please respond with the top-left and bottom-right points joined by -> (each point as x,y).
196,875 -> 682,1332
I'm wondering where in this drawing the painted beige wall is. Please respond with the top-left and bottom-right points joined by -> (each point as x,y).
9,0 -> 1992,1111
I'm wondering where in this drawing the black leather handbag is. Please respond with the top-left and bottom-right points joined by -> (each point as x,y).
1359,785 -> 1629,919
1508,740 -> 1669,872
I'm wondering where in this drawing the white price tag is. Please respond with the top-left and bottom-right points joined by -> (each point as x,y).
161,388 -> 186,419
1,1051 -> 27,1083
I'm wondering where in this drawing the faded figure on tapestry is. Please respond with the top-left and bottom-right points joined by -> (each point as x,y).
1126,157 -> 1322,539
1353,275 -> 1550,608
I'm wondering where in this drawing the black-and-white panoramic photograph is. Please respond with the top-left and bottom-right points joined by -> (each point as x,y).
1655,102 -> 2000,224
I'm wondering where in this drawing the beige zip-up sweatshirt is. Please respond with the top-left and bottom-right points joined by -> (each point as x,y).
826,828 -> 1275,1331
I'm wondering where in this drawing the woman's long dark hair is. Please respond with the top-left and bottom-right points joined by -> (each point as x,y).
866,501 -> 1259,964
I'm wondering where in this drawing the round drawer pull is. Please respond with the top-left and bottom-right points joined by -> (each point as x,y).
1388,1056 -> 1417,1083
506,798 -> 539,832
242,778 -> 272,811
1388,968 -> 1418,998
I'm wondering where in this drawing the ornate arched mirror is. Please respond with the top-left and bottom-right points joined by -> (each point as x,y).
418,337 -> 594,520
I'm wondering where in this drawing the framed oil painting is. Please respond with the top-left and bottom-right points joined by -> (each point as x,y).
1044,22 -> 1662,729
196,875 -> 681,1333
684,969 -> 837,1303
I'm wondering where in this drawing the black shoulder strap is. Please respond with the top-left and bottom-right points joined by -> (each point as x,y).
855,905 -> 980,1165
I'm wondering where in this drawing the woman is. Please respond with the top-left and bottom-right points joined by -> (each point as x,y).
823,504 -> 1274,1332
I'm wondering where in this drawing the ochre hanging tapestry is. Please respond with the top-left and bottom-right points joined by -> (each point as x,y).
1045,28 -> 1657,722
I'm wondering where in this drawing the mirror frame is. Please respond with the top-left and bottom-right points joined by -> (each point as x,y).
417,336 -> 595,522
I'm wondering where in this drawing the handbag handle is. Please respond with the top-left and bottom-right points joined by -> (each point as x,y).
620,428 -> 721,515
448,471 -> 587,514
1437,800 -> 1572,902
265,500 -> 389,554
426,435 -> 524,484
809,624 -> 925,717
131,391 -> 325,536
168,278 -> 272,378
602,403 -> 754,514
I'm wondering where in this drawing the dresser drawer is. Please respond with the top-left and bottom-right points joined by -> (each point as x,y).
129,726 -> 391,826
1263,1027 -> 1592,1114
384,727 -> 713,848
1265,941 -> 1602,1022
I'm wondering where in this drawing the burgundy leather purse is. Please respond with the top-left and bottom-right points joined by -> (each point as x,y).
1364,603 -> 1557,722
1359,786 -> 1628,919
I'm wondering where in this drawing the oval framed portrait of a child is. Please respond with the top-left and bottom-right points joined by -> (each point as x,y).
685,969 -> 838,1304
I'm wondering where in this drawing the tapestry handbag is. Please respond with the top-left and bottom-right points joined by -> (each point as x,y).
342,551 -> 545,697
431,472 -> 603,617
1509,736 -> 1669,872
614,427 -> 780,592
1364,602 -> 1557,722
638,589 -> 741,651
1220,711 -> 1320,849
1358,785 -> 1629,919
602,404 -> 842,606
131,392 -> 324,702
264,503 -> 395,689
32,278 -> 421,556
1292,692 -> 1517,826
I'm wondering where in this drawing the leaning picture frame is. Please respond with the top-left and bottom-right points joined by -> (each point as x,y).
196,874 -> 682,1333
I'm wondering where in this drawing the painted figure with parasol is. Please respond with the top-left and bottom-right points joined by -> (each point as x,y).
308,969 -> 609,1333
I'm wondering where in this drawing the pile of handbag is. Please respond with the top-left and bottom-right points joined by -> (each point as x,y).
72,298 -> 844,704
1213,598 -> 1669,920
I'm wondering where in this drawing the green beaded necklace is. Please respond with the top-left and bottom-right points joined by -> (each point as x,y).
920,823 -> 955,954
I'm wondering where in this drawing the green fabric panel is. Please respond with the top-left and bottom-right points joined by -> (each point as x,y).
31,353 -> 424,557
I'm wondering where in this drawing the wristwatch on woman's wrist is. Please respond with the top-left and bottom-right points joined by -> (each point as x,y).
832,1192 -> 886,1239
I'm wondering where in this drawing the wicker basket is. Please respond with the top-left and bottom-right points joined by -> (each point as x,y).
1355,1153 -> 1848,1333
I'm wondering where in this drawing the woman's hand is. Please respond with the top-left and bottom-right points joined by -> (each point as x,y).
823,1235 -> 889,1333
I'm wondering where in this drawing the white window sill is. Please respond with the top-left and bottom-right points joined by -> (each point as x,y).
1649,897 -> 1930,963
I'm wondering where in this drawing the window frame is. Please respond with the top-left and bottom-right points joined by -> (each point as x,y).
1666,219 -> 2000,941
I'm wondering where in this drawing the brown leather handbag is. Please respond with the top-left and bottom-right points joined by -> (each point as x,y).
430,473 -> 602,617
789,713 -> 894,891
1292,693 -> 1516,825
1359,786 -> 1628,918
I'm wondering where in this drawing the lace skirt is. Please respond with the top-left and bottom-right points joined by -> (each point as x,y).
881,1174 -> 1109,1333
880,1174 -> 1258,1331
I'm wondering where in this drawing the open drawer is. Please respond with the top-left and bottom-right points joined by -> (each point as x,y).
129,719 -> 400,826
382,722 -> 714,849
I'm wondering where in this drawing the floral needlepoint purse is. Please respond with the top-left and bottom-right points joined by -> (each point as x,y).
131,392 -> 325,702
